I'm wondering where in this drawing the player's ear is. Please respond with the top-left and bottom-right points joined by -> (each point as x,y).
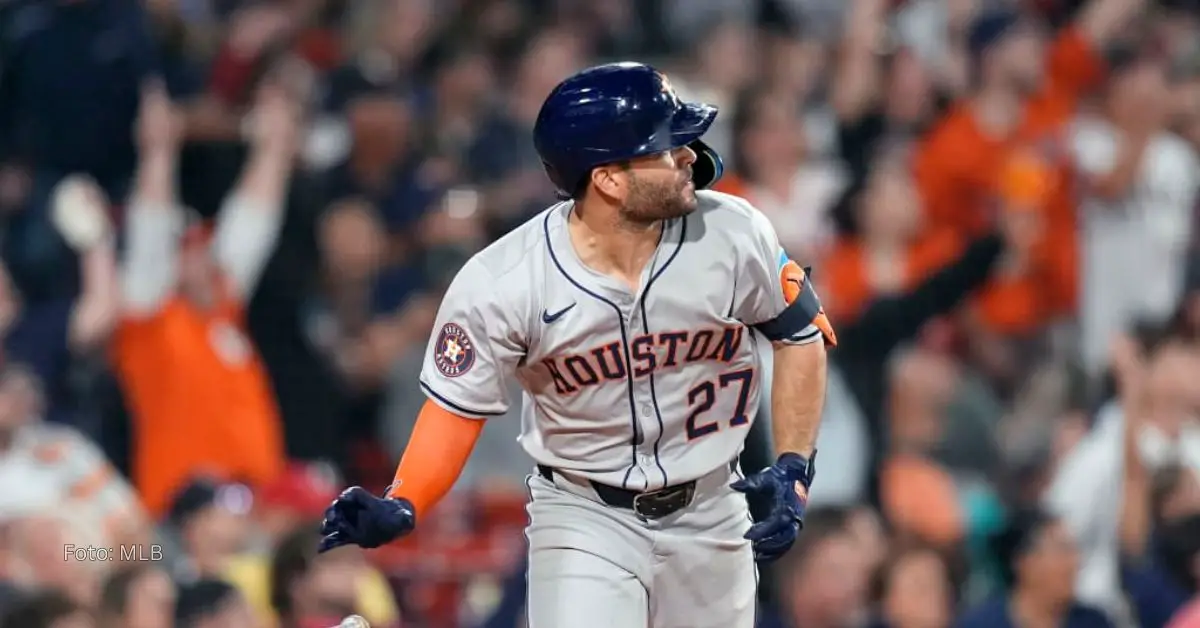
590,164 -> 627,201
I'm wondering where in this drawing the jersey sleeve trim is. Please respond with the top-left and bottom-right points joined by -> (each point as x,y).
779,326 -> 823,345
419,380 -> 504,419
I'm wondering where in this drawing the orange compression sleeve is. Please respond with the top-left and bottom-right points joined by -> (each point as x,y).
385,400 -> 485,516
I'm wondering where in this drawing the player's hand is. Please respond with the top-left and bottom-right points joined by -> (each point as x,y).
318,486 -> 416,552
731,451 -> 816,563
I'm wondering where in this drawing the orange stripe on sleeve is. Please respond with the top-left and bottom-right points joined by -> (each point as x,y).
384,400 -> 485,516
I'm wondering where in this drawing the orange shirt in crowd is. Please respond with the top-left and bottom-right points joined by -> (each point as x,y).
713,175 -> 749,198
913,27 -> 1106,334
880,452 -> 965,547
112,284 -> 285,517
821,229 -> 962,323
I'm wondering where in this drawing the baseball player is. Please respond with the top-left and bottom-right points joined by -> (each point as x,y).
319,62 -> 836,627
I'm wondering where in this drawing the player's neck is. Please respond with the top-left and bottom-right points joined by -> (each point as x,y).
569,203 -> 663,290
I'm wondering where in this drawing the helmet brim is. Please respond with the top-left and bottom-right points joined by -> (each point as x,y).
669,102 -> 718,146
672,103 -> 723,190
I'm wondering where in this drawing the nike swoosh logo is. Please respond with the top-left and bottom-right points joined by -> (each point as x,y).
541,303 -> 576,324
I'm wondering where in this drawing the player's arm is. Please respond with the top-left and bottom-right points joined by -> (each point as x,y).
321,257 -> 525,552
393,259 -> 524,514
727,197 -> 834,561
768,341 -> 827,459
760,282 -> 832,459
733,201 -> 836,459
383,400 -> 485,515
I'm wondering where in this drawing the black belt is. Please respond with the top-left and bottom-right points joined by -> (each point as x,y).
537,461 -> 736,519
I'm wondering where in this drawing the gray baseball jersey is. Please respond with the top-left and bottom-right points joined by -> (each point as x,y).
418,189 -> 823,491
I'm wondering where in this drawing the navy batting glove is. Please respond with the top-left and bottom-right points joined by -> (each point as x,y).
318,486 -> 416,552
731,451 -> 816,563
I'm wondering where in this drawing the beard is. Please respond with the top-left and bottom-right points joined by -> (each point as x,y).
618,172 -> 698,225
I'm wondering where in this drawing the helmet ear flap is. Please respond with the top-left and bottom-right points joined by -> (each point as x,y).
541,160 -> 574,200
689,140 -> 724,190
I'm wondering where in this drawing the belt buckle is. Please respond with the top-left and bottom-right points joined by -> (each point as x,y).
632,483 -> 695,519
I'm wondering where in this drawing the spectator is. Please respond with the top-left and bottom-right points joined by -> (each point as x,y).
303,197 -> 437,476
879,347 -> 972,549
307,200 -> 425,395
323,96 -> 430,237
204,3 -> 298,113
112,80 -> 293,516
1046,326 -> 1200,622
3,512 -> 106,608
715,87 -> 846,261
662,18 -> 758,163
871,545 -> 957,628
224,463 -> 401,628
819,150 -> 959,324
326,0 -> 437,114
175,579 -> 258,628
832,0 -> 939,185
957,508 -> 1112,628
0,589 -> 94,628
415,41 -> 496,170
96,566 -> 175,628
465,28 -> 585,237
913,0 -> 1140,338
2,174 -> 119,429
0,0 -> 160,187
162,477 -> 253,584
0,365 -> 146,548
1073,52 -> 1199,375
759,508 -> 872,628
270,524 -> 400,628
0,0 -> 162,331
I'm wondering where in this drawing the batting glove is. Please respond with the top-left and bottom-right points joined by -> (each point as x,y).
731,451 -> 816,563
318,486 -> 416,552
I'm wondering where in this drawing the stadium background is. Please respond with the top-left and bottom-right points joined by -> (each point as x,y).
1,0 -> 1200,626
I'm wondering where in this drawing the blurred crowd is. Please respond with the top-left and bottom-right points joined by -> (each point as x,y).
1,0 -> 1200,626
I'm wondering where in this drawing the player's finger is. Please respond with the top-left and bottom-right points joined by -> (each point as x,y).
342,486 -> 374,505
321,504 -> 343,535
754,528 -> 797,555
730,475 -> 764,494
318,530 -> 348,553
755,548 -> 787,563
743,518 -> 785,542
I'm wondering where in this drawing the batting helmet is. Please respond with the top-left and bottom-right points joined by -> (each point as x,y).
533,62 -> 724,200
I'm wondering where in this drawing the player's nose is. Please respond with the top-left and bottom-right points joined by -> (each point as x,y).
672,144 -> 697,168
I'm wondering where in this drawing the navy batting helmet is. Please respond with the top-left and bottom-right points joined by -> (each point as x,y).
533,62 -> 724,200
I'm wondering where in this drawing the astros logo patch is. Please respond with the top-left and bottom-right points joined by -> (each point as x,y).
434,322 -> 476,378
